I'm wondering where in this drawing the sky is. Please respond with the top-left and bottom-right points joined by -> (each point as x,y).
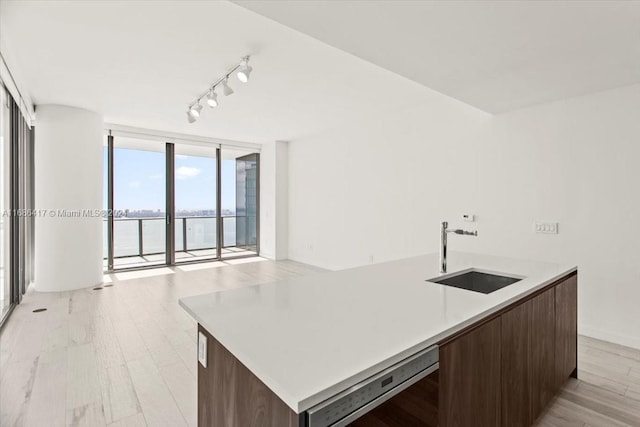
104,147 -> 240,212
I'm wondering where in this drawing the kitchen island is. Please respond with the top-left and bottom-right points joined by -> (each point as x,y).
179,252 -> 577,427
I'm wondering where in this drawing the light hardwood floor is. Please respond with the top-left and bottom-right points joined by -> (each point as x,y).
1,258 -> 639,427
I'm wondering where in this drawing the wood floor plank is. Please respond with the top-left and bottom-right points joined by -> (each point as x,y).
8,319 -> 48,363
111,318 -> 149,362
24,348 -> 68,427
66,343 -> 102,410
66,401 -> 107,427
577,370 -> 630,396
127,355 -> 187,427
107,413 -> 147,427
545,396 -> 629,427
158,361 -> 197,427
559,382 -> 640,426
99,363 -> 142,424
43,316 -> 70,353
68,310 -> 97,347
93,313 -> 126,369
0,356 -> 39,427
579,336 -> 640,361
0,319 -> 26,381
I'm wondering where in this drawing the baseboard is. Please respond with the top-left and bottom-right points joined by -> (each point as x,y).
260,251 -> 276,260
580,324 -> 640,351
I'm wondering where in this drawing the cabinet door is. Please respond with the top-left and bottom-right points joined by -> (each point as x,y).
501,299 -> 531,427
555,274 -> 578,389
530,288 -> 556,422
439,317 -> 501,427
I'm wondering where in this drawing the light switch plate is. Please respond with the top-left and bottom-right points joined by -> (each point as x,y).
535,222 -> 559,234
198,332 -> 207,368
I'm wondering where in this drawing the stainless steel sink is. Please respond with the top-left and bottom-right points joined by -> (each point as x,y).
427,269 -> 524,294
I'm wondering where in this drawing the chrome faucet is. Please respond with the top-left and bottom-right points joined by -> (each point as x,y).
440,221 -> 478,273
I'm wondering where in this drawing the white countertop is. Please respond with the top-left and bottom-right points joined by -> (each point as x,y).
179,252 -> 576,413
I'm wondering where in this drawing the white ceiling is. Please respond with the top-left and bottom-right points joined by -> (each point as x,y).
2,1 -> 638,144
235,0 -> 640,113
0,0 -> 434,143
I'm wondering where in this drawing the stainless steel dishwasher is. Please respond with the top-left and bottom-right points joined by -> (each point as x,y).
302,345 -> 439,427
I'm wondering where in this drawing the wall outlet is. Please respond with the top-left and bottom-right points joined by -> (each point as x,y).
198,332 -> 207,368
462,214 -> 475,222
535,222 -> 559,234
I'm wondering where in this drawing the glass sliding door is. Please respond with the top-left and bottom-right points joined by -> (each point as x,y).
221,148 -> 259,258
174,144 -> 219,263
0,84 -> 34,324
0,86 -> 10,320
110,137 -> 166,269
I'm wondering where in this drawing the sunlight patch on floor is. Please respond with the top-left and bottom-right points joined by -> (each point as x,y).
114,267 -> 175,281
224,257 -> 268,265
177,262 -> 226,272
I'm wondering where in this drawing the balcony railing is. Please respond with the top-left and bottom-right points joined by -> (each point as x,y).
103,215 -> 255,259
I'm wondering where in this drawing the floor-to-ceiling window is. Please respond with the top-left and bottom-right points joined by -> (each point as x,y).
221,148 -> 259,257
0,83 -> 34,325
174,144 -> 218,263
103,132 -> 260,271
0,85 -> 10,320
104,137 -> 166,269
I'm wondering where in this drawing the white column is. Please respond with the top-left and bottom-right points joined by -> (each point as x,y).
260,140 -> 289,260
34,105 -> 103,291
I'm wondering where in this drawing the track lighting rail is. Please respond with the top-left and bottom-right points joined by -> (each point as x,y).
187,55 -> 252,123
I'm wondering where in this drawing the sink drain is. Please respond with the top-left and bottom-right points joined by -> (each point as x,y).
32,308 -> 47,313
93,287 -> 103,290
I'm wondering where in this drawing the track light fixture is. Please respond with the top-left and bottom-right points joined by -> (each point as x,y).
206,90 -> 218,108
237,56 -> 252,83
188,103 -> 202,118
185,55 -> 253,123
221,78 -> 234,96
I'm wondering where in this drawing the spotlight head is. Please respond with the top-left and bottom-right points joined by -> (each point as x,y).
206,90 -> 218,108
188,103 -> 202,118
237,65 -> 252,83
222,78 -> 234,96
187,111 -> 196,124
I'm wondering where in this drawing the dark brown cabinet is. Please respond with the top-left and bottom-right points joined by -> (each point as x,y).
197,325 -> 300,427
439,272 -> 577,427
555,274 -> 578,389
500,288 -> 556,427
530,288 -> 556,420
439,317 -> 502,427
501,298 -> 532,427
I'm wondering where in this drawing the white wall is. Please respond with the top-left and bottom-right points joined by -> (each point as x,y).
469,84 -> 640,349
288,91 -> 490,269
288,83 -> 640,349
34,105 -> 104,292
260,140 -> 289,260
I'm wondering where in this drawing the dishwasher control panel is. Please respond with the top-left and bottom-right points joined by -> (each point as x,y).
307,345 -> 439,427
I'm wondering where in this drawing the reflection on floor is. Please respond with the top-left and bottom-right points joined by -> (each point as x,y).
1,259 -> 639,427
